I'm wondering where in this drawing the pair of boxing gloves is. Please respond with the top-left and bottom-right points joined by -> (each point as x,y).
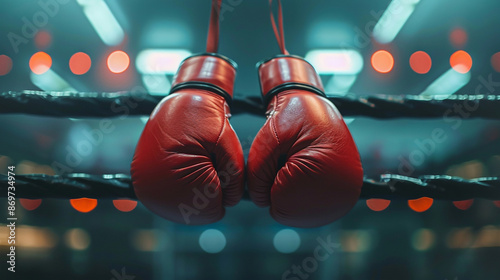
131,53 -> 363,228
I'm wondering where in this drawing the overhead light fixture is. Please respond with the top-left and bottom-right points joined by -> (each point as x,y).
420,68 -> 471,97
136,49 -> 192,75
305,49 -> 363,75
77,0 -> 125,46
30,69 -> 76,91
373,0 -> 421,44
305,49 -> 362,126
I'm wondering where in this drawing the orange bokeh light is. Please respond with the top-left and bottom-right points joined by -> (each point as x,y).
408,197 -> 433,212
69,52 -> 92,75
450,50 -> 472,73
35,30 -> 52,49
30,52 -> 52,74
0,55 -> 13,76
20,199 -> 42,211
107,50 -> 130,73
494,201 -> 500,208
366,199 -> 391,211
491,52 -> 500,73
70,198 -> 98,213
371,50 -> 394,73
113,200 -> 138,212
410,51 -> 432,74
449,28 -> 468,48
453,199 -> 474,210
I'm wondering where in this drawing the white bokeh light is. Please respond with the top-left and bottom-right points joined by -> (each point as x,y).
273,229 -> 301,254
199,229 -> 226,254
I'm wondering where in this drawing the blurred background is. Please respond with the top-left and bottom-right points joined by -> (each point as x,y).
1,0 -> 500,279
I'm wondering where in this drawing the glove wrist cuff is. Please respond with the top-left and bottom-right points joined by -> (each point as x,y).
170,53 -> 237,103
257,55 -> 325,105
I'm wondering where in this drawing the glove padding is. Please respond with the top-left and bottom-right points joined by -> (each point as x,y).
131,54 -> 245,225
248,56 -> 363,228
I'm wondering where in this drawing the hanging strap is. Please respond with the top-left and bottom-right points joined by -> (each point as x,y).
269,0 -> 289,55
206,0 -> 222,53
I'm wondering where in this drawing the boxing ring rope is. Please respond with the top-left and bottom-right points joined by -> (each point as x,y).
1,91 -> 499,119
1,90 -> 499,201
1,173 -> 499,201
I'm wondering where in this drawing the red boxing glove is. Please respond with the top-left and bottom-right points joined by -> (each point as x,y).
247,56 -> 363,228
131,54 -> 245,225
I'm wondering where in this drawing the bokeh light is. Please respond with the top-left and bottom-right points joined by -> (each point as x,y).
366,199 -> 391,211
408,197 -> 433,212
411,228 -> 435,251
30,52 -> 52,74
371,50 -> 394,73
0,55 -> 13,76
450,50 -> 472,73
70,198 -> 98,213
0,156 -> 13,171
107,50 -> 130,73
494,201 -> 500,208
453,199 -> 474,210
409,51 -> 432,74
64,228 -> 91,250
34,30 -> 52,49
20,199 -> 42,211
470,225 -> 500,248
199,229 -> 226,254
132,230 -> 164,252
446,227 -> 473,249
341,230 -> 370,252
113,199 -> 138,212
273,229 -> 301,253
491,52 -> 500,73
16,226 -> 57,249
449,28 -> 468,48
17,160 -> 55,175
69,52 -> 92,75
